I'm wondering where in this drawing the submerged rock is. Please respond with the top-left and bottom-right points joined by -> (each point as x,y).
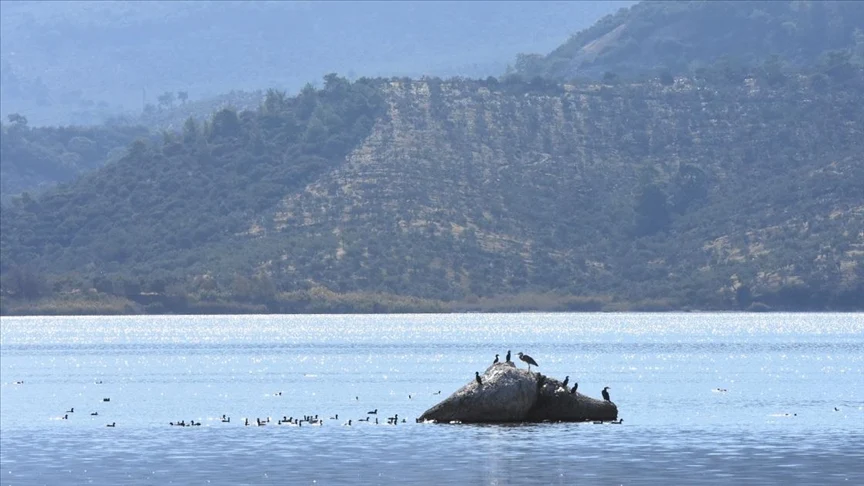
419,362 -> 617,423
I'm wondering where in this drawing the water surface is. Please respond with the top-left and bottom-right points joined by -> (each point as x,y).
2,313 -> 862,484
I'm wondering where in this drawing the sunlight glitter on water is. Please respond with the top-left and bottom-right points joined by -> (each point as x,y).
3,313 -> 863,347
1,313 -> 862,484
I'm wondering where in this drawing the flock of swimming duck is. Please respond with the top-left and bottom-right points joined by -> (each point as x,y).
43,349 -> 624,428
55,394 -> 116,427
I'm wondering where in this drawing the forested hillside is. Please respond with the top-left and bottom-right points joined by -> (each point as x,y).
2,1 -> 863,314
2,65 -> 862,314
0,116 -> 148,198
512,0 -> 864,80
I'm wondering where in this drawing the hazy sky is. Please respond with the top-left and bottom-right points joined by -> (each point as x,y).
0,1 -> 633,124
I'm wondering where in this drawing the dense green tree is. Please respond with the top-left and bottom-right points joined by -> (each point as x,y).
634,184 -> 670,236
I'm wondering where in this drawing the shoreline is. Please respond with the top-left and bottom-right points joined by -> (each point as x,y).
2,294 -> 860,317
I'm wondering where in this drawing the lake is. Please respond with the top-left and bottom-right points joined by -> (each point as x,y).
1,313 -> 862,485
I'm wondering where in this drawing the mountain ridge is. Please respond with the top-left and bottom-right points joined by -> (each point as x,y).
2,1 -> 864,314
512,0 -> 864,80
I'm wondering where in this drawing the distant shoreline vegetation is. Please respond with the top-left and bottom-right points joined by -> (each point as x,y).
0,288 -> 859,316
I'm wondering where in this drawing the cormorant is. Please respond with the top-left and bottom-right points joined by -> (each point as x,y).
517,352 -> 538,370
562,376 -> 569,388
91,412 -> 98,416
602,386 -> 611,401
66,408 -> 74,413
475,371 -> 482,386
570,382 -> 579,394
367,409 -> 378,415
506,350 -> 511,362
106,422 -> 116,427
493,354 -> 499,364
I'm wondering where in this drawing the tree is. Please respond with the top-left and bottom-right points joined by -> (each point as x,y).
183,116 -> 199,143
209,108 -> 241,140
177,91 -> 189,104
634,184 -> 670,236
262,88 -> 288,115
514,53 -> 545,77
659,69 -> 675,86
759,55 -> 786,87
157,91 -> 175,109
7,113 -> 27,126
1,265 -> 49,300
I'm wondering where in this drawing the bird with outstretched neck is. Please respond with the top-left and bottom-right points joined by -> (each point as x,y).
562,376 -> 569,388
570,382 -> 579,394
602,386 -> 611,401
517,352 -> 538,370
475,371 -> 482,386
493,354 -> 499,364
505,350 -> 511,363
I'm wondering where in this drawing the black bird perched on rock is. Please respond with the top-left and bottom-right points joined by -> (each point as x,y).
506,350 -> 511,362
517,352 -> 538,370
602,386 -> 611,401
493,354 -> 499,364
570,382 -> 579,394
475,371 -> 482,386
562,376 -> 569,388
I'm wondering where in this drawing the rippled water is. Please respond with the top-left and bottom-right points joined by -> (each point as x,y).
1,313 -> 862,485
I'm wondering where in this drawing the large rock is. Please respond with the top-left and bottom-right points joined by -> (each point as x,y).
525,375 -> 618,422
419,362 -> 618,423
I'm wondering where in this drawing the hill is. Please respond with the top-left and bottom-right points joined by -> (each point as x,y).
0,1 -> 625,126
0,117 -> 149,199
2,66 -> 863,314
512,0 -> 864,80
